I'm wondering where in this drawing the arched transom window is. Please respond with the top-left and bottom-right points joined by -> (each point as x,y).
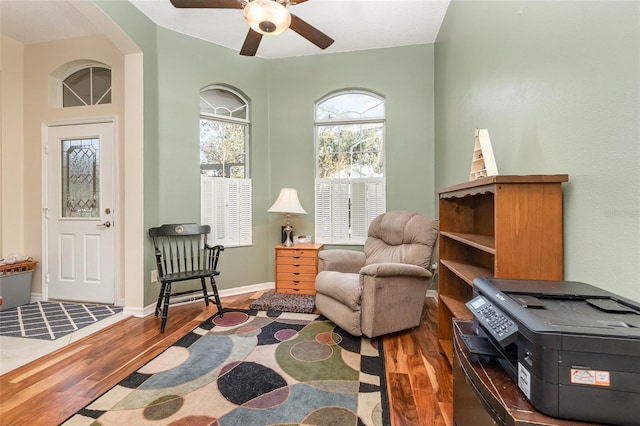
62,65 -> 111,107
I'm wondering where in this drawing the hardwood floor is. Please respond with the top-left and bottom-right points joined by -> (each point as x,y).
0,291 -> 453,425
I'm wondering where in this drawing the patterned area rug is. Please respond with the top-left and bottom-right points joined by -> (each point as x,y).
249,290 -> 315,313
64,309 -> 390,425
0,301 -> 123,340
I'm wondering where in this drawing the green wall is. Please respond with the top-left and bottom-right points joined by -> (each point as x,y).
96,0 -> 160,305
154,29 -> 274,294
266,45 -> 437,245
98,1 -> 436,305
435,1 -> 640,301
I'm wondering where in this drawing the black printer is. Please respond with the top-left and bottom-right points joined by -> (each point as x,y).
465,277 -> 640,426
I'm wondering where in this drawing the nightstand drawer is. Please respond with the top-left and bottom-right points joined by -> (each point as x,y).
277,256 -> 317,266
278,264 -> 317,274
276,272 -> 316,283
278,248 -> 318,258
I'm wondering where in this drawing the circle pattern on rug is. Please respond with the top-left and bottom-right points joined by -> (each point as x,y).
316,331 -> 341,345
244,385 -> 291,409
217,361 -> 287,406
212,311 -> 249,327
274,328 -> 299,341
302,406 -> 358,425
290,340 -> 333,362
144,395 -> 184,420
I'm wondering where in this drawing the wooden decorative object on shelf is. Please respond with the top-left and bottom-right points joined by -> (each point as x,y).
469,128 -> 498,181
435,175 -> 568,364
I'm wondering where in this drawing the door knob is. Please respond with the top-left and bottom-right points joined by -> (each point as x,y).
97,221 -> 111,228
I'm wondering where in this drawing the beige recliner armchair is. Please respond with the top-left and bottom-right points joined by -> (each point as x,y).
315,211 -> 439,338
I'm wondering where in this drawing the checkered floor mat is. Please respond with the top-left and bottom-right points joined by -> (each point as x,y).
0,301 -> 123,340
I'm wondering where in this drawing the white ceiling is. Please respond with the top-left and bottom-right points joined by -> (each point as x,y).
0,0 -> 450,59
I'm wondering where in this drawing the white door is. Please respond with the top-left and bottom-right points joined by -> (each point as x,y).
45,122 -> 115,303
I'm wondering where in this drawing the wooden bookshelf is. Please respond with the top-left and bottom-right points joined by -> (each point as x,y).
436,175 -> 568,364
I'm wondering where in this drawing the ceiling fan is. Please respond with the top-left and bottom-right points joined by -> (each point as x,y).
170,0 -> 335,56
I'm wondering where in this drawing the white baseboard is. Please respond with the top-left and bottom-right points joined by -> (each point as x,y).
219,282 -> 274,297
427,289 -> 438,299
122,305 -> 151,318
125,282 -> 276,318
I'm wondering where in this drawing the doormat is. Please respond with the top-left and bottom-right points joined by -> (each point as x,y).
249,290 -> 315,313
0,301 -> 123,340
65,309 -> 390,425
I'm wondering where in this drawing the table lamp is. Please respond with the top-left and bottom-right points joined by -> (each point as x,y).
267,188 -> 307,246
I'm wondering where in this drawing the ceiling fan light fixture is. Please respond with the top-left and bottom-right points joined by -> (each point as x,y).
244,0 -> 291,36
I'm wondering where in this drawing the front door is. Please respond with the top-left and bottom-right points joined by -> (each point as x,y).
45,122 -> 115,303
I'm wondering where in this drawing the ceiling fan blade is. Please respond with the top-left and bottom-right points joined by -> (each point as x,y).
240,29 -> 263,56
289,14 -> 334,50
170,0 -> 245,9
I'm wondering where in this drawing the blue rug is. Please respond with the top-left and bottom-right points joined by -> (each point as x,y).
0,301 -> 123,340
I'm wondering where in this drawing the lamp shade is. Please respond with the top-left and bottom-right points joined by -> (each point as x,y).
267,188 -> 307,215
244,0 -> 291,36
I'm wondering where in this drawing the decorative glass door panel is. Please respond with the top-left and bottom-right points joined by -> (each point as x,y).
61,138 -> 100,218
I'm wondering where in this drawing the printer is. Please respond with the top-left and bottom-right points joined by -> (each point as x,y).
466,277 -> 640,426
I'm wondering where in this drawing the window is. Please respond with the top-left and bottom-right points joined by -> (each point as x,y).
315,91 -> 386,244
200,86 -> 252,247
62,65 -> 111,107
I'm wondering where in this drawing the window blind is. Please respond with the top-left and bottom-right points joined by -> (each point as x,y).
201,177 -> 252,247
315,177 -> 385,244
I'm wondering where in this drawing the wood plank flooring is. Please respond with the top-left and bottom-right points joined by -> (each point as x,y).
0,291 -> 452,426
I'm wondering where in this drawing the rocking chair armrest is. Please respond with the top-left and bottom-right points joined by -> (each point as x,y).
204,244 -> 224,270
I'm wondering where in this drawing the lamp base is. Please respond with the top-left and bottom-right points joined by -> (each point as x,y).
283,225 -> 293,247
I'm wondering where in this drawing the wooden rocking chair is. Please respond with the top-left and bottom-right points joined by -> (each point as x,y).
149,224 -> 224,332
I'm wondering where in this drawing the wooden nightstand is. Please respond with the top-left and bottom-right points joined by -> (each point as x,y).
275,243 -> 323,295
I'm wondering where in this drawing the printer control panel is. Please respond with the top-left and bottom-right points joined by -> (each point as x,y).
467,295 -> 518,347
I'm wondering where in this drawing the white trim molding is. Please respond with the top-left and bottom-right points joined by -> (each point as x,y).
124,282 -> 276,318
